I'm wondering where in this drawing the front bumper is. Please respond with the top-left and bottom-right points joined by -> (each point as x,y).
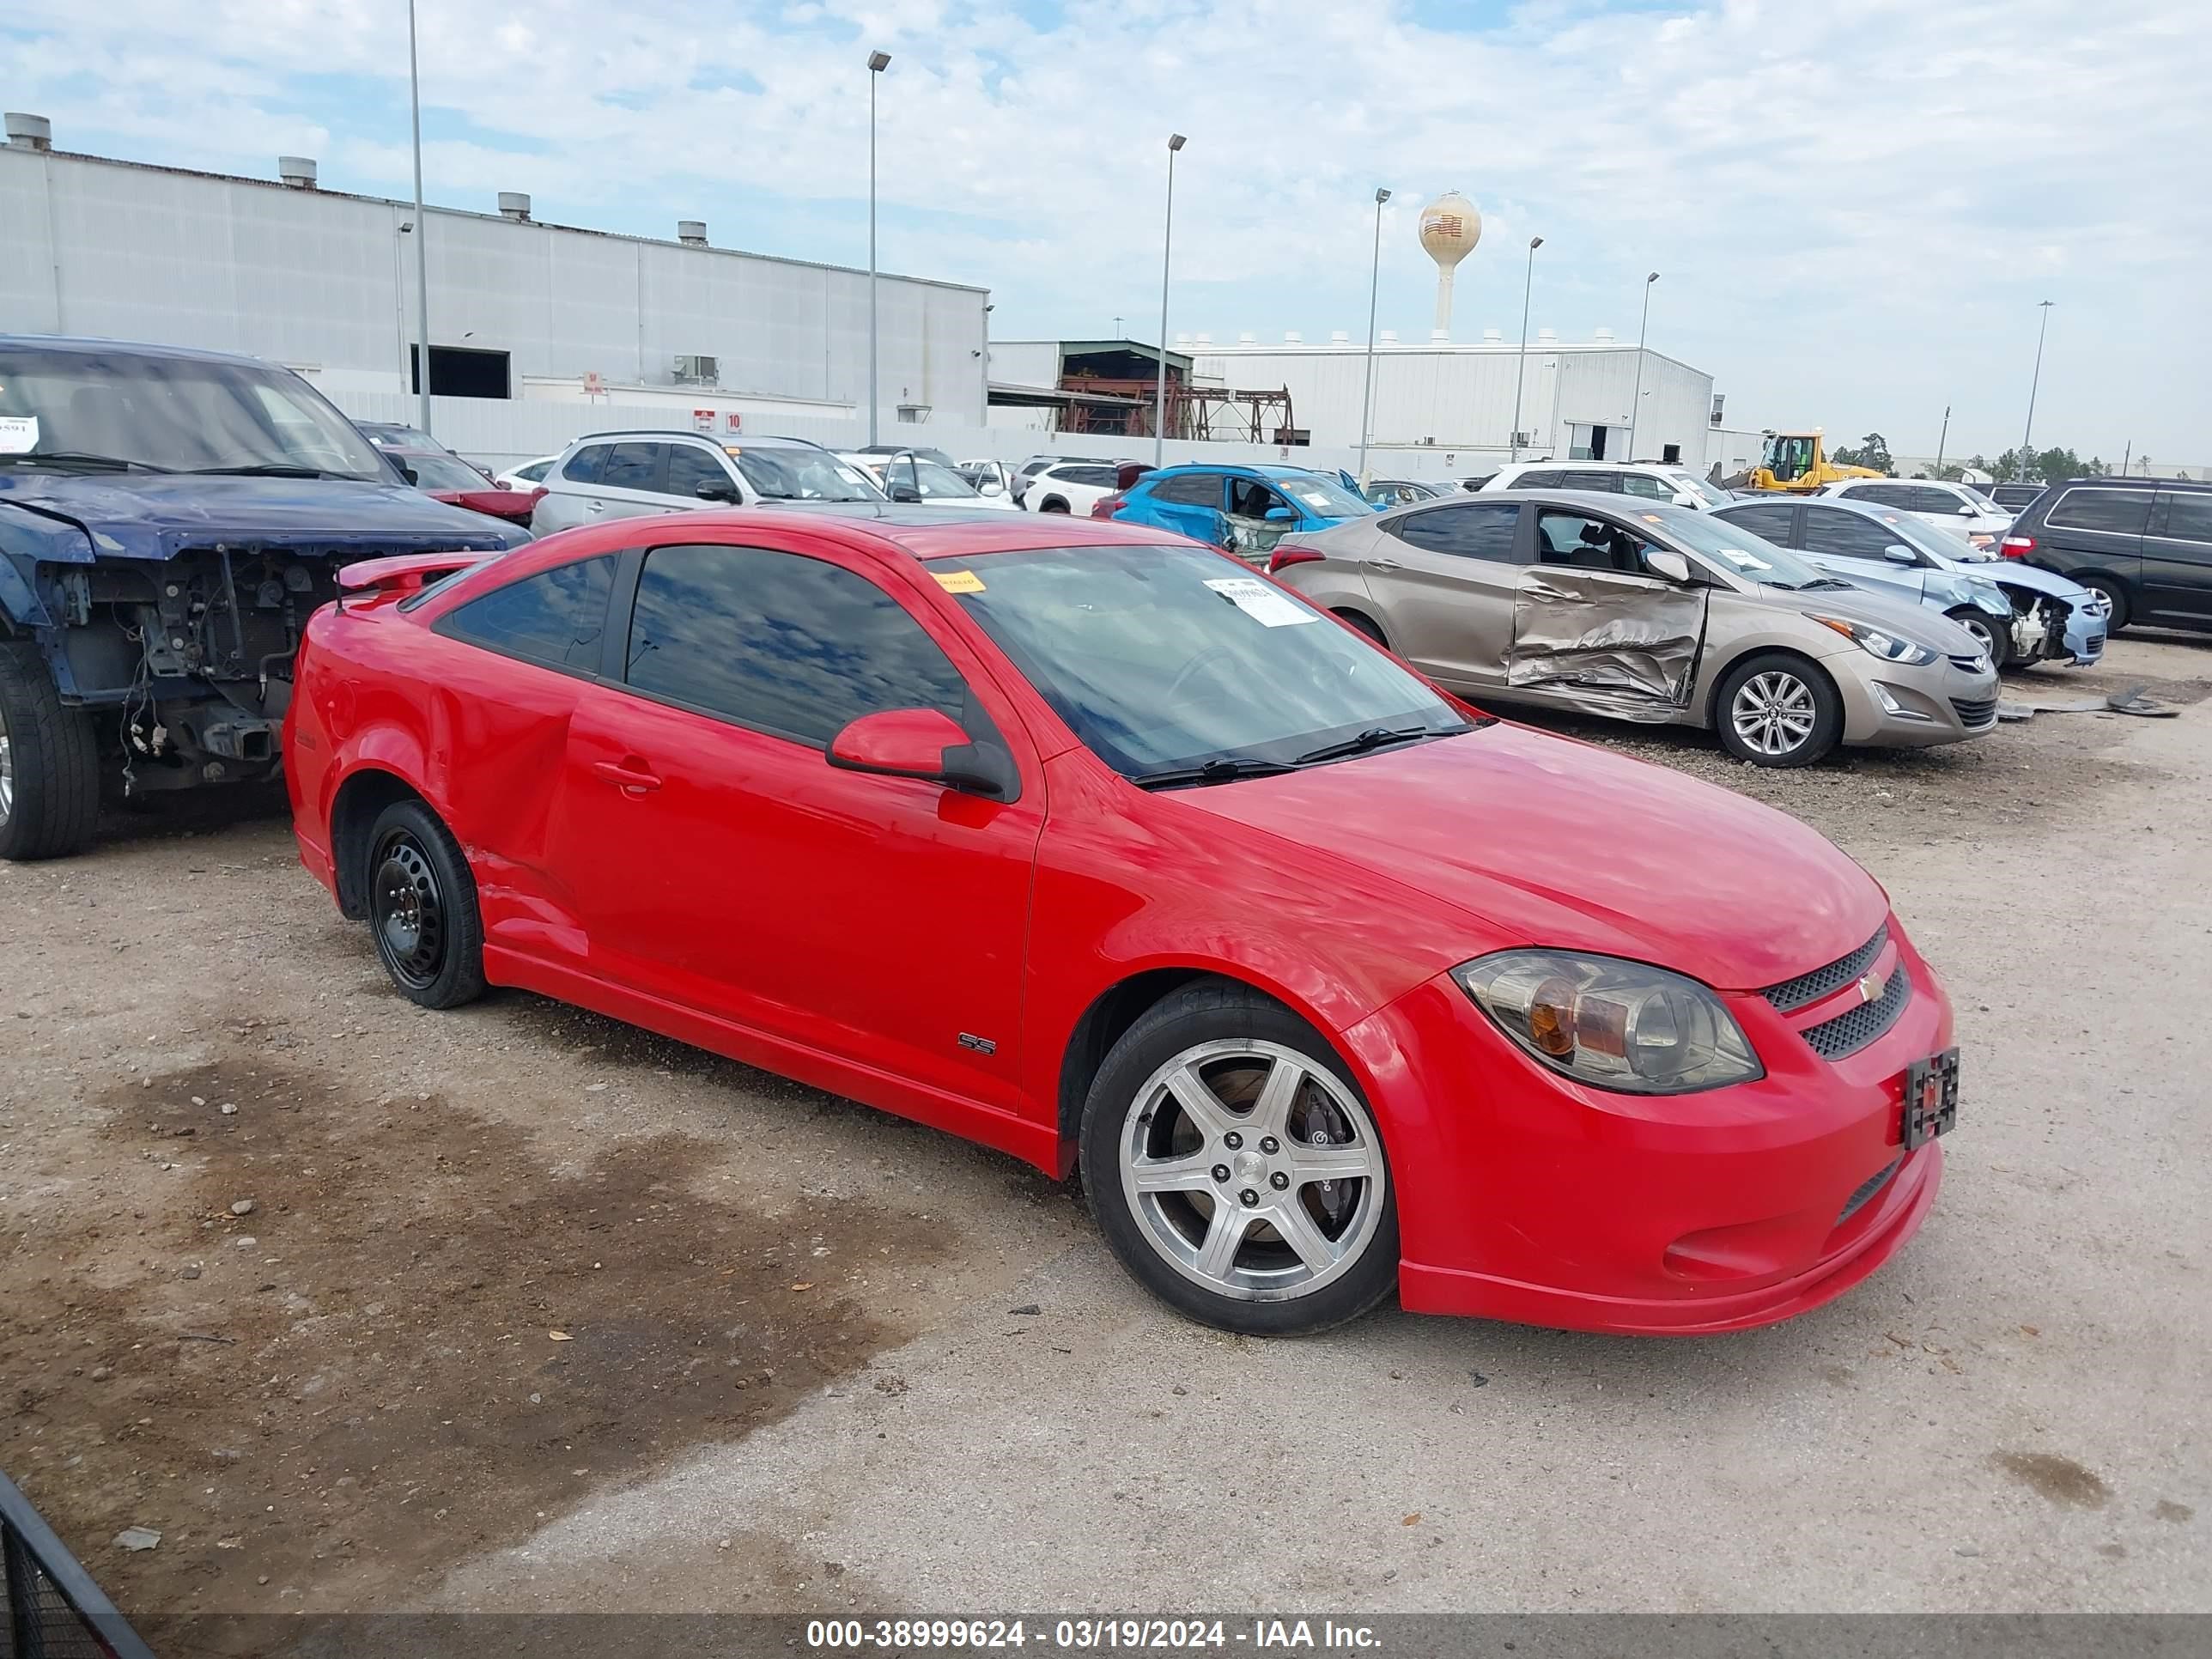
1831,651 -> 2000,748
1342,919 -> 1954,1334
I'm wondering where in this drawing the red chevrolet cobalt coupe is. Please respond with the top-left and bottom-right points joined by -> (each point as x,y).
286,509 -> 1957,1335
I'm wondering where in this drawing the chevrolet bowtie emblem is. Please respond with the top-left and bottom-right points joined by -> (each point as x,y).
1858,972 -> 1883,1004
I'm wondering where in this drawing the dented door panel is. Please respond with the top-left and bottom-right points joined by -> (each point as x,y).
1506,569 -> 1707,721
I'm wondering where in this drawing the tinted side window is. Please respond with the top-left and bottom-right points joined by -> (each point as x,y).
438,555 -> 616,672
2046,489 -> 2151,535
1900,485 -> 1962,514
1069,465 -> 1118,489
1802,507 -> 1902,561
623,545 -> 966,746
1560,470 -> 1618,493
1391,503 -> 1521,562
1509,470 -> 1563,489
1718,503 -> 1797,544
562,445 -> 606,484
1619,473 -> 1672,500
1151,472 -> 1222,507
1852,483 -> 1911,507
2158,494 -> 2212,544
665,444 -> 732,498
599,442 -> 662,493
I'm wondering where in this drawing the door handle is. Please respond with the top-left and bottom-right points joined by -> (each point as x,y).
1364,557 -> 1402,572
592,758 -> 662,793
585,500 -> 606,514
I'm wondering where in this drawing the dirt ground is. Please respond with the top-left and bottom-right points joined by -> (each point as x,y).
3,630 -> 2209,1632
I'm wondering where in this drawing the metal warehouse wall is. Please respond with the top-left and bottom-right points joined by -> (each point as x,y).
0,147 -> 988,425
1192,343 -> 1716,468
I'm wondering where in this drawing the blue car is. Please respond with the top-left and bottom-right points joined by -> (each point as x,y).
0,335 -> 523,860
1713,495 -> 2106,670
1109,463 -> 1373,563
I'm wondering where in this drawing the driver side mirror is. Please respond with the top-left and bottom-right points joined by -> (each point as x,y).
1264,506 -> 1296,524
827,708 -> 1018,800
889,483 -> 924,504
1645,550 -> 1692,584
694,477 -> 740,502
398,464 -> 419,486
1883,544 -> 1918,565
978,480 -> 1004,496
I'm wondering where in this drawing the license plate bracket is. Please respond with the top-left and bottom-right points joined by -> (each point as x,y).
1902,1048 -> 1960,1150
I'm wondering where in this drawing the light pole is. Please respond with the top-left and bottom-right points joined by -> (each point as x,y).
1509,235 -> 1542,464
2018,298 -> 2053,483
1356,187 -> 1390,487
1154,134 -> 1187,466
1625,270 -> 1658,461
866,50 -> 891,447
406,0 -> 433,435
1935,404 -> 1950,477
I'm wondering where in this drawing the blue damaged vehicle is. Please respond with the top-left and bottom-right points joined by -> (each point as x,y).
0,337 -> 522,860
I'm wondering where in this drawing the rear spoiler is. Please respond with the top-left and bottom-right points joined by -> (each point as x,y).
335,550 -> 499,605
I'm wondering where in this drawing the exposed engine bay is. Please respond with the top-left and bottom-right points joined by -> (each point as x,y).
48,545 -> 338,792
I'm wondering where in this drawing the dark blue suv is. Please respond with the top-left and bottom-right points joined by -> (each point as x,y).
0,337 -> 521,859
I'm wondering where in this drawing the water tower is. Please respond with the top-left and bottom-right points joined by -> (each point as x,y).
1418,191 -> 1482,338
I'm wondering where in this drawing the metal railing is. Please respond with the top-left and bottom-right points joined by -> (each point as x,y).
0,1469 -> 157,1659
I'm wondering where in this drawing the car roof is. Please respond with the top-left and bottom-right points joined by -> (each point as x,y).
563,429 -> 821,450
2039,475 -> 2205,491
562,503 -> 1191,563
0,332 -> 270,368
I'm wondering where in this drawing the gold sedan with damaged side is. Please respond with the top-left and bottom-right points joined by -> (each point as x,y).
1268,490 -> 1999,767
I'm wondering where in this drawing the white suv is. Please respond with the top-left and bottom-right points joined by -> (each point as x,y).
1814,477 -> 2014,550
1023,459 -> 1129,515
1479,459 -> 1733,511
532,432 -> 884,533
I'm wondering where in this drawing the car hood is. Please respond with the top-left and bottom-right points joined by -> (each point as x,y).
1756,580 -> 1985,651
0,473 -> 516,562
1938,555 -> 2087,600
1173,722 -> 1887,994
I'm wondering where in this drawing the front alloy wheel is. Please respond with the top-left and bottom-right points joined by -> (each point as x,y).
1083,983 -> 1399,1334
1730,670 -> 1820,758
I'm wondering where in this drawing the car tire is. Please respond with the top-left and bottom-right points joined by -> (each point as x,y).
1079,980 -> 1399,1336
1038,496 -> 1070,514
0,641 -> 102,862
363,798 -> 487,1009
2078,574 -> 2130,633
1946,608 -> 2010,670
1713,652 -> 1844,768
1334,610 -> 1389,647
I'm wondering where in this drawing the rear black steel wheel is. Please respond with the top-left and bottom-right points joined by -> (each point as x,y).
365,799 -> 485,1008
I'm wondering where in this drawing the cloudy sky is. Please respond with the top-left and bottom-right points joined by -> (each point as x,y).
7,0 -> 2208,460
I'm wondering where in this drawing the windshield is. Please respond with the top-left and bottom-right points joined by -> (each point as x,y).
1856,508 -> 1981,564
400,452 -> 494,491
1662,506 -> 1837,589
1668,471 -> 1731,507
1272,471 -> 1371,518
873,456 -> 979,499
0,349 -> 391,479
949,543 -> 1469,780
737,447 -> 884,502
1760,434 -> 1816,483
1958,487 -> 2002,514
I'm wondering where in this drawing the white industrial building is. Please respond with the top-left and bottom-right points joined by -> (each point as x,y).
0,112 -> 990,433
1186,331 -> 1718,472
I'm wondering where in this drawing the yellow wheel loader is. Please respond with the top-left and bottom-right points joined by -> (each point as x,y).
1722,432 -> 1886,494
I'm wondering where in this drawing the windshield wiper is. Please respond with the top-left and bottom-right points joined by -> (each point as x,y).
1294,725 -> 1449,766
1130,757 -> 1299,792
1795,577 -> 1857,592
0,451 -> 173,472
181,463 -> 343,478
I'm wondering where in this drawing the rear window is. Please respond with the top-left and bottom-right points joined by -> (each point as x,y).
2045,489 -> 2151,536
436,555 -> 616,672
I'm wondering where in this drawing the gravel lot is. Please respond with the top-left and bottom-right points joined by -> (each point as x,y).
3,632 -> 2209,1626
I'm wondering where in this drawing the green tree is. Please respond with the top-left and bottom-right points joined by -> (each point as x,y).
1832,433 -> 1894,473
1993,446 -> 2110,483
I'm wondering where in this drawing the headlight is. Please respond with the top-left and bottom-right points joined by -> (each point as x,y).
1451,951 -> 1763,1095
1808,615 -> 1939,666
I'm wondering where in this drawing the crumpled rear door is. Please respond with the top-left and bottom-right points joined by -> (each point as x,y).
1505,568 -> 1707,720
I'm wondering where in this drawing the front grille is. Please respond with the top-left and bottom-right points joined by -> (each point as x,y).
1950,695 -> 1999,728
1802,966 -> 1912,1060
2080,593 -> 2112,618
1836,1156 -> 1904,1226
1760,924 -> 1888,1013
1948,653 -> 1986,673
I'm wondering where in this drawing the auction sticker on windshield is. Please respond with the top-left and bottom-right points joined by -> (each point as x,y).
0,415 -> 39,453
933,568 -> 987,593
1714,547 -> 1774,571
1205,575 -> 1314,627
